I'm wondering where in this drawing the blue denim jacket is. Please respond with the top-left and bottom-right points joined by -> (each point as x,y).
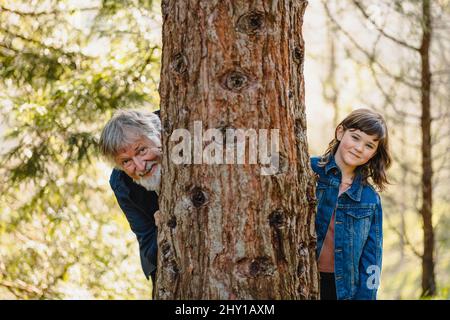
311,155 -> 383,300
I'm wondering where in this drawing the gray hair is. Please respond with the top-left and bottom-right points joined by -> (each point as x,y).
99,109 -> 161,164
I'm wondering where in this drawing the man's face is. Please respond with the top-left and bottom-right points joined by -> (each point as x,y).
114,136 -> 162,191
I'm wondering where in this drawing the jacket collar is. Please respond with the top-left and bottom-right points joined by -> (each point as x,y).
324,155 -> 364,202
345,172 -> 364,202
324,155 -> 339,175
111,168 -> 132,196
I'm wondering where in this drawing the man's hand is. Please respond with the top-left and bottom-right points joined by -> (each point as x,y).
154,210 -> 161,228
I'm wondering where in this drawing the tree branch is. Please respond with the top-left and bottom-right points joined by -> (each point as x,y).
387,221 -> 423,259
431,112 -> 450,122
391,152 -> 420,176
433,149 -> 450,188
368,61 -> 422,121
382,198 -> 423,259
36,261 -> 75,299
323,1 -> 421,90
352,0 -> 420,51
0,272 -> 43,297
0,26 -> 88,59
0,5 -> 99,17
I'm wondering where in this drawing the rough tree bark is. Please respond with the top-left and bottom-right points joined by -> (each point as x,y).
157,0 -> 318,299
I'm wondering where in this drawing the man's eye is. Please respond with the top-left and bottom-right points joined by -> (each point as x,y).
139,147 -> 148,155
123,159 -> 131,166
351,135 -> 359,140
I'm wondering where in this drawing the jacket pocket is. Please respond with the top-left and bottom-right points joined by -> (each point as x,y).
343,208 -> 374,254
344,209 -> 374,219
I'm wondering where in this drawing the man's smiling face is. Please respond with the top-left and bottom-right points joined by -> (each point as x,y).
115,136 -> 162,191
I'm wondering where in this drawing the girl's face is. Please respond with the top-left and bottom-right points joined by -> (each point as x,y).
335,127 -> 379,171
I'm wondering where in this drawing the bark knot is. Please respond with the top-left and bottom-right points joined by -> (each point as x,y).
221,70 -> 250,92
161,240 -> 171,260
191,186 -> 208,208
171,53 -> 188,74
236,11 -> 266,35
163,118 -> 173,134
236,256 -> 275,278
293,46 -> 304,65
298,243 -> 309,257
288,90 -> 293,99
269,210 -> 287,229
167,216 -> 177,229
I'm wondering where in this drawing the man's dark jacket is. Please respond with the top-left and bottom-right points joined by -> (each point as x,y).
110,169 -> 158,280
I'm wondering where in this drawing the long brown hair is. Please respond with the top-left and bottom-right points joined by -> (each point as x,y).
319,108 -> 392,191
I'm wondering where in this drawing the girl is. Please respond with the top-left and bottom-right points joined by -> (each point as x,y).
311,108 -> 391,300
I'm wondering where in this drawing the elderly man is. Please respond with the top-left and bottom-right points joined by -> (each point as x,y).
99,109 -> 162,291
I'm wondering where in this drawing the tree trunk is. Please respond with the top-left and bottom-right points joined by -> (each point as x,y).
419,0 -> 436,298
157,0 -> 318,299
420,0 -> 436,296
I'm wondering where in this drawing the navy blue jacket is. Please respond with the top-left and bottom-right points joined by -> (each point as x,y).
110,169 -> 159,279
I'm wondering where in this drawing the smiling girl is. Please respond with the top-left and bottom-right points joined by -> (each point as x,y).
311,108 -> 392,300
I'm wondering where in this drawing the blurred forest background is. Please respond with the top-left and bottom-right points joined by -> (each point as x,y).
0,0 -> 449,299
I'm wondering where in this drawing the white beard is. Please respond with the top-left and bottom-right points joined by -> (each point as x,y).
135,163 -> 161,194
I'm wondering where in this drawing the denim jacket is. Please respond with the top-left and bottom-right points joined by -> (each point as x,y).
311,155 -> 383,300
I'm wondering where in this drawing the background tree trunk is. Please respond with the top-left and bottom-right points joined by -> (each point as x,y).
157,0 -> 318,299
419,0 -> 436,298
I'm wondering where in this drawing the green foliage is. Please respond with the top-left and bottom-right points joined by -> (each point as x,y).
0,0 -> 160,299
